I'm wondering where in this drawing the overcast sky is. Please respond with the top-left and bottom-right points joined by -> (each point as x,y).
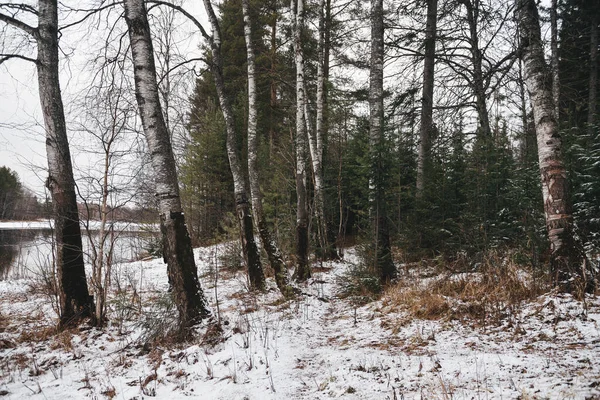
0,0 -> 554,197
0,1 -> 209,197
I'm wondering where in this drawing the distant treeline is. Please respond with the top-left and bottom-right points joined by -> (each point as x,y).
0,166 -> 156,223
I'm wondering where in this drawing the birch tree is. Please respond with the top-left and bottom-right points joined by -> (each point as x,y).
0,0 -> 94,327
123,0 -> 209,332
369,0 -> 395,283
291,0 -> 311,282
517,0 -> 595,293
201,0 -> 265,291
242,0 -> 293,296
308,0 -> 337,260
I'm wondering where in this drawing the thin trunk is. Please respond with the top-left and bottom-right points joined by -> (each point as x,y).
415,0 -> 438,199
202,0 -> 265,291
311,0 -> 337,260
38,0 -> 93,327
517,0 -> 595,294
242,0 -> 293,297
123,0 -> 209,332
464,0 -> 491,137
292,0 -> 311,282
550,0 -> 559,120
369,0 -> 395,284
269,8 -> 277,160
589,12 -> 598,128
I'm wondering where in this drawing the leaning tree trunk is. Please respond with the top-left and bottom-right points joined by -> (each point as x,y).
291,0 -> 311,282
242,0 -> 292,296
38,0 -> 94,327
415,0 -> 438,199
202,0 -> 265,291
517,0 -> 595,294
369,0 -> 395,284
123,0 -> 209,332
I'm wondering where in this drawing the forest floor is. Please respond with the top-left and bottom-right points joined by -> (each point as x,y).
0,244 -> 599,399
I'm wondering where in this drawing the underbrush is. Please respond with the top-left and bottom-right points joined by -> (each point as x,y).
382,250 -> 549,328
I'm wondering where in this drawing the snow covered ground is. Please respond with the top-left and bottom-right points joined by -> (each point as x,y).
0,244 -> 599,399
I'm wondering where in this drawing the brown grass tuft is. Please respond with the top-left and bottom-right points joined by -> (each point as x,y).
383,250 -> 548,327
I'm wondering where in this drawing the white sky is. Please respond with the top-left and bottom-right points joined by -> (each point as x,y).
0,0 -> 554,196
0,1 -> 209,197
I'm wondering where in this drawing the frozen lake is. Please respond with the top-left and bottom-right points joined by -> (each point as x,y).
0,221 -> 158,280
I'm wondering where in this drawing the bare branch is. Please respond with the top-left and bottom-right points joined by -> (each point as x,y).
0,11 -> 36,36
0,52 -> 38,64
147,0 -> 210,41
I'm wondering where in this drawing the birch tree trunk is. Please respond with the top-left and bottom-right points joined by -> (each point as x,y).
369,0 -> 395,283
517,0 -> 595,294
550,0 -> 560,120
202,0 -> 265,291
309,0 -> 336,260
415,0 -> 438,199
123,0 -> 209,331
242,0 -> 292,297
37,0 -> 94,327
292,0 -> 311,282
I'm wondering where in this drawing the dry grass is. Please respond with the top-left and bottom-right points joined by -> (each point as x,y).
383,250 -> 548,327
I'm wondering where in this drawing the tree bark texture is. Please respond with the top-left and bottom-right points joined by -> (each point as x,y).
38,0 -> 94,327
517,0 -> 595,293
369,0 -> 395,283
308,0 -> 334,260
550,0 -> 560,120
415,0 -> 438,199
202,0 -> 265,291
292,0 -> 311,282
242,0 -> 292,296
124,0 -> 209,331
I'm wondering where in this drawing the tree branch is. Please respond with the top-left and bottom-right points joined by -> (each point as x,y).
0,11 -> 36,36
0,53 -> 38,65
146,0 -> 211,41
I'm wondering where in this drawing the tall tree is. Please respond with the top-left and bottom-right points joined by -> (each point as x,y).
201,0 -> 266,291
309,0 -> 337,260
369,0 -> 395,283
123,0 -> 209,332
291,0 -> 311,282
517,0 -> 594,293
0,0 -> 94,327
242,0 -> 293,296
415,0 -> 438,199
550,0 -> 560,120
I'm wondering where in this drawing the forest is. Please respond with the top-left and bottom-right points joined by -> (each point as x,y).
0,0 -> 600,398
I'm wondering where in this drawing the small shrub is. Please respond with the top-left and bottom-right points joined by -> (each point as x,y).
219,241 -> 244,272
135,292 -> 179,347
336,261 -> 382,305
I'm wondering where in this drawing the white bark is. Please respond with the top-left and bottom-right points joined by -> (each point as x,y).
517,0 -> 593,292
242,0 -> 291,295
124,0 -> 208,328
369,0 -> 395,282
292,0 -> 310,280
550,0 -> 559,120
202,0 -> 265,290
